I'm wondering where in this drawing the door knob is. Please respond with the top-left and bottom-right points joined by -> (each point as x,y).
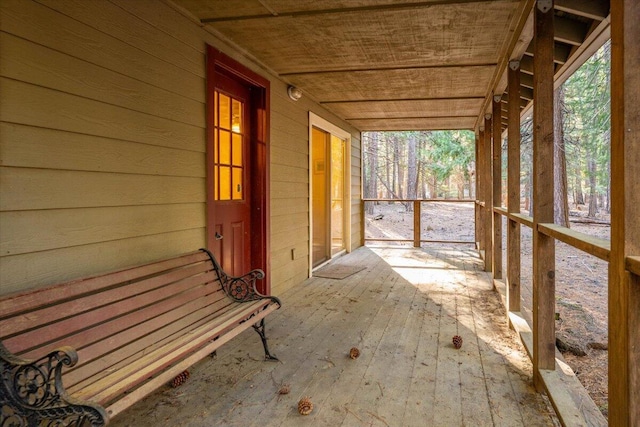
215,232 -> 223,240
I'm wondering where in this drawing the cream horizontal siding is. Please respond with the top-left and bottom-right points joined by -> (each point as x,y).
0,124 -> 205,177
0,0 -> 362,296
0,0 -> 207,293
0,1 -> 205,102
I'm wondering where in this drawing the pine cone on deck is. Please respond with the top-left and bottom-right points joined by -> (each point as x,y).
170,370 -> 190,388
349,347 -> 360,359
298,396 -> 313,415
452,335 -> 463,349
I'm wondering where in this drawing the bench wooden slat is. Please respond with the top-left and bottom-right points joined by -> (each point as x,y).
17,274 -> 226,361
1,259 -> 213,342
65,293 -> 235,391
5,268 -> 219,355
0,251 -> 210,319
75,300 -> 272,404
104,303 -> 280,420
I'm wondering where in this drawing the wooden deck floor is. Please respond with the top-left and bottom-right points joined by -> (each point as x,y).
110,246 -> 559,426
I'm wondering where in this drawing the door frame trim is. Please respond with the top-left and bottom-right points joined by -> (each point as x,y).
207,46 -> 271,293
308,112 -> 352,277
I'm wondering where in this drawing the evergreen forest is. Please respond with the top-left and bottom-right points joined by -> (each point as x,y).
362,41 -> 612,226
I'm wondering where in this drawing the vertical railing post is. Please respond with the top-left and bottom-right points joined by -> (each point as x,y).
477,129 -> 485,257
484,115 -> 493,272
492,95 -> 503,279
475,131 -> 480,251
609,0 -> 640,423
413,200 -> 421,248
532,0 -> 556,390
361,199 -> 366,246
507,60 -> 521,316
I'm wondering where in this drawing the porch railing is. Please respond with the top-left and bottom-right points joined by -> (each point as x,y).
361,198 -> 476,246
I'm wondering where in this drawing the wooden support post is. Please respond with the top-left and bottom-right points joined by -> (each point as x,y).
609,0 -> 640,423
361,199 -> 366,247
477,129 -> 485,257
484,115 -> 493,272
413,200 -> 421,248
532,0 -> 556,390
475,131 -> 480,250
507,60 -> 521,315
492,95 -> 503,279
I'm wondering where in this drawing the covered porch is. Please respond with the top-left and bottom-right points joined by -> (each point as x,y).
1,0 -> 638,425
110,245 -> 558,426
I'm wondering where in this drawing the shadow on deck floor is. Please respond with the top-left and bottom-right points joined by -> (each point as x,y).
110,245 -> 559,427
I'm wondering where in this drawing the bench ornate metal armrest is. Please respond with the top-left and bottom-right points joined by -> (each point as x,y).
202,248 -> 281,306
201,248 -> 281,360
0,342 -> 108,427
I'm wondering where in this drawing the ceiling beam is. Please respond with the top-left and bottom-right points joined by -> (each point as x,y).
321,96 -> 485,104
555,0 -> 610,21
519,86 -> 534,101
280,63 -> 497,77
519,72 -> 534,88
346,114 -> 478,121
201,0 -> 505,22
525,42 -> 572,64
554,15 -> 590,45
520,55 -> 534,74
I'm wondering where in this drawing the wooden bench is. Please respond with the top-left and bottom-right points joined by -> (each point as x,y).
0,248 -> 281,426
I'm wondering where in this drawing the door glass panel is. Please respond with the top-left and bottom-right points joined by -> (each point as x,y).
213,90 -> 245,202
232,168 -> 243,200
219,130 -> 231,165
232,99 -> 242,133
331,136 -> 345,255
312,127 -> 328,267
214,92 -> 218,127
232,134 -> 243,166
219,94 -> 231,130
219,166 -> 231,200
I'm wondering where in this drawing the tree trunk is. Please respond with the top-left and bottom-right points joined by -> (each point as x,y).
365,132 -> 378,214
553,86 -> 570,227
392,136 -> 399,198
406,133 -> 417,211
587,156 -> 598,217
574,172 -> 584,205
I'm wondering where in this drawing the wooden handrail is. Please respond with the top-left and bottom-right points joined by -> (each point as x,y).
493,206 -> 508,215
509,213 -> 534,228
626,256 -> 640,276
362,198 -> 474,203
537,223 -> 610,261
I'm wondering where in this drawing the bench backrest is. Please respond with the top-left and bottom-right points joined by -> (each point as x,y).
0,250 -> 229,390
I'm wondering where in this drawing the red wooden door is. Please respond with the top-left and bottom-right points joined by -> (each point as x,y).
211,72 -> 252,275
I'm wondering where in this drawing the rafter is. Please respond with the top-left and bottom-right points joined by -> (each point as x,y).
201,0 -> 509,22
555,0 -> 610,21
554,15 -> 590,45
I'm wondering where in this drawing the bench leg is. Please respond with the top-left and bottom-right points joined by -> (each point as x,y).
252,319 -> 278,361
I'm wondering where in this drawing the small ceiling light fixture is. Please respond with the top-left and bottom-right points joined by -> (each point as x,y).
287,85 -> 302,101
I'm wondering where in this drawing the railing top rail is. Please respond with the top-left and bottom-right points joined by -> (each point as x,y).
362,198 -> 475,203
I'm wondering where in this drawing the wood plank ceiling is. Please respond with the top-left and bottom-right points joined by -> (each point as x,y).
173,0 -> 611,132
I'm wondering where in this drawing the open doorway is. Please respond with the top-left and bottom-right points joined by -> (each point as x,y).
309,113 -> 351,271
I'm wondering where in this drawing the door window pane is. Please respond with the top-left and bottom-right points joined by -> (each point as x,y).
232,134 -> 243,166
232,168 -> 243,200
219,94 -> 231,130
219,130 -> 231,165
214,90 -> 245,202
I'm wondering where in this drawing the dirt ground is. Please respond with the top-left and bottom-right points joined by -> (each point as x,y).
364,201 -> 609,417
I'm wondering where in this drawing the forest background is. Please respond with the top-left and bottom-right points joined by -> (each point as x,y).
362,41 -> 612,225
